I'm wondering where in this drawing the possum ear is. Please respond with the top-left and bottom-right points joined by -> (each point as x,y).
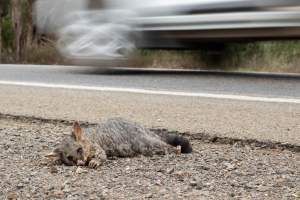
72,121 -> 82,141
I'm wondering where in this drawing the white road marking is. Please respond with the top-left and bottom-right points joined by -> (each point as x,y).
0,80 -> 299,104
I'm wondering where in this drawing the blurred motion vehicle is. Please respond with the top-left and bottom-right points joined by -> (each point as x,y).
35,0 -> 300,62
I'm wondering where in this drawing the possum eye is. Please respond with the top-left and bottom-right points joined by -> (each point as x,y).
67,156 -> 73,161
77,147 -> 83,154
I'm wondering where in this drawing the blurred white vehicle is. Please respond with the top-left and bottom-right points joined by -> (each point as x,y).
35,0 -> 300,62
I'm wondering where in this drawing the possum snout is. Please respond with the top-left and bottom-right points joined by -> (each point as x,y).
77,160 -> 86,166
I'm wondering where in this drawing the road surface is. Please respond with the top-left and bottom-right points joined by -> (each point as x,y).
0,64 -> 300,145
0,64 -> 300,199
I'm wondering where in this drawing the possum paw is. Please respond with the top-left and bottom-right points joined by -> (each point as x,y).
176,146 -> 181,155
88,159 -> 101,169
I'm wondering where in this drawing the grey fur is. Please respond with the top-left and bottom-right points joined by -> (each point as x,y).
85,118 -> 173,157
52,118 -> 192,167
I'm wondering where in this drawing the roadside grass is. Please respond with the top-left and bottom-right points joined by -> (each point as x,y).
23,43 -> 65,65
133,50 -> 208,69
137,41 -> 300,73
221,41 -> 300,73
1,42 -> 65,65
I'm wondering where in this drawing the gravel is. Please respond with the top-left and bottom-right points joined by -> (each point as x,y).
0,117 -> 299,200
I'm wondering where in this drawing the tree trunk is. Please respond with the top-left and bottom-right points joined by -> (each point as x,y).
26,0 -> 35,48
11,0 -> 22,61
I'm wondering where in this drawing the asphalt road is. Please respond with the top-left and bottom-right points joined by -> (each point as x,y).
1,64 -> 300,99
0,64 -> 300,145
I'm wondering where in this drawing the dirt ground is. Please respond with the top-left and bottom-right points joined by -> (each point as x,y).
0,116 -> 299,200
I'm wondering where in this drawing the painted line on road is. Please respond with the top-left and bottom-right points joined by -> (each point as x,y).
0,80 -> 299,104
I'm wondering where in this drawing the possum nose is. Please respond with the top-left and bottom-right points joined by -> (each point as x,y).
77,160 -> 85,166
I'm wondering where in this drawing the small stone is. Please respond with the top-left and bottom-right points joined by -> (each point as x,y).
52,190 -> 64,198
23,178 -> 30,184
49,166 -> 58,174
48,186 -> 55,191
275,176 -> 286,186
190,178 -> 203,190
89,194 -> 98,200
190,180 -> 197,186
291,194 -> 299,198
229,193 -> 235,197
125,166 -> 131,171
199,190 -> 210,196
7,192 -> 18,200
156,168 -> 164,172
39,157 -> 49,166
16,183 -> 24,189
76,167 -> 87,174
199,165 -> 210,171
166,168 -> 174,174
174,171 -> 191,180
257,185 -> 269,192
155,179 -> 162,186
174,171 -> 184,176
223,162 -> 235,171
63,187 -> 71,193
145,193 -> 153,198
63,180 -> 71,186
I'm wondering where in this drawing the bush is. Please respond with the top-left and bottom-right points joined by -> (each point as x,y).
1,16 -> 14,51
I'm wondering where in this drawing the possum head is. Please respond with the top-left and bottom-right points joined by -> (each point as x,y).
46,122 -> 93,166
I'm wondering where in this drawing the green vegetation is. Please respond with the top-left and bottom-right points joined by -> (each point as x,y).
1,16 -> 14,51
136,41 -> 300,73
222,41 -> 300,72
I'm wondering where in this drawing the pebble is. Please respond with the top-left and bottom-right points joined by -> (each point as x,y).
190,180 -> 197,187
0,118 -> 299,200
49,166 -> 58,173
16,183 -> 24,189
223,162 -> 236,170
49,190 -> 64,198
6,192 -> 18,200
166,168 -> 175,174
75,167 -> 88,174
145,193 -> 153,198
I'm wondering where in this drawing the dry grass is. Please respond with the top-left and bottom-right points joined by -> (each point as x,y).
132,50 -> 207,69
22,44 -> 65,65
23,45 -> 64,64
1,41 -> 65,65
136,41 -> 300,73
220,41 -> 300,73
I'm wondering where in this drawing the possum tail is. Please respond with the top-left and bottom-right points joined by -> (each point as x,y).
155,131 -> 192,153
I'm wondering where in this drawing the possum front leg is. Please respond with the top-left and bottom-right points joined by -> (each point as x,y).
88,146 -> 107,169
